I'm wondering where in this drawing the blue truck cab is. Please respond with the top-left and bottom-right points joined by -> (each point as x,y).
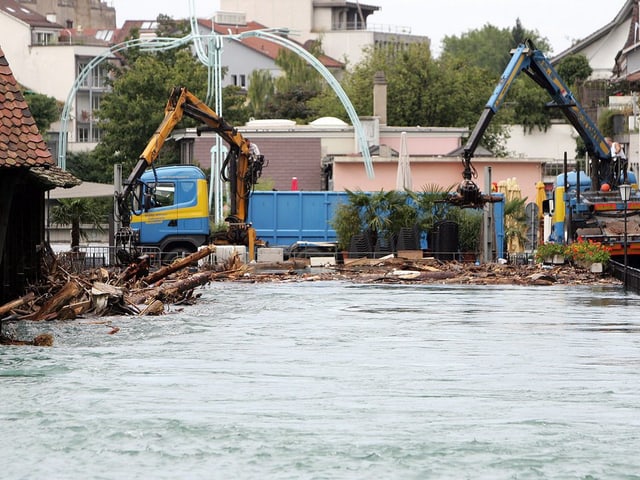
130,165 -> 210,254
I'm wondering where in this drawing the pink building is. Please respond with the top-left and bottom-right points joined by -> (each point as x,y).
175,121 -> 545,202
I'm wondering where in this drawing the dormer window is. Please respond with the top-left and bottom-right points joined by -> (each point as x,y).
34,31 -> 54,45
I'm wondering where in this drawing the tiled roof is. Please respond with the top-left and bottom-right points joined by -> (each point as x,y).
208,20 -> 344,68
111,20 -> 159,45
0,0 -> 63,28
0,47 -> 55,168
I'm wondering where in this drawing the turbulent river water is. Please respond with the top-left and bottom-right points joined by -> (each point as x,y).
2,281 -> 640,479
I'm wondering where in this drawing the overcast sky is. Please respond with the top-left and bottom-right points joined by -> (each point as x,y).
111,0 -> 628,56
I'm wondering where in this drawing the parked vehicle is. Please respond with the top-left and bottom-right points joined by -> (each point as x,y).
114,86 -> 265,263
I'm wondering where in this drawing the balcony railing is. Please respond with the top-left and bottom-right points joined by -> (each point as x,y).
330,22 -> 412,34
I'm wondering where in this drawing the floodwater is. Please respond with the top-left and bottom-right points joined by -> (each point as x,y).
2,282 -> 640,479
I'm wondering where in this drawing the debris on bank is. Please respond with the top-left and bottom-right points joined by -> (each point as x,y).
0,248 -> 619,346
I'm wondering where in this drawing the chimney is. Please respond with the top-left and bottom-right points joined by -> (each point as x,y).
373,71 -> 387,125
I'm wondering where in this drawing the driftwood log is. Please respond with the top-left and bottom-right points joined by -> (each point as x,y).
126,271 -> 215,306
29,280 -> 83,321
141,245 -> 216,285
0,292 -> 35,317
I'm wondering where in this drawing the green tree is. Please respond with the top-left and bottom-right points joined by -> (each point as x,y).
441,22 -> 551,76
247,69 -> 276,118
89,15 -> 210,179
252,40 -> 327,123
23,91 -> 59,133
441,24 -> 514,76
556,54 -> 592,87
503,77 -> 552,133
222,85 -> 250,125
441,22 -> 558,136
49,198 -> 106,248
312,41 -> 509,154
274,41 -> 324,93
66,150 -> 112,183
265,85 -> 319,122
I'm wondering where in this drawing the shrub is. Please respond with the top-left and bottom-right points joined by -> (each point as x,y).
534,242 -> 566,263
566,240 -> 611,265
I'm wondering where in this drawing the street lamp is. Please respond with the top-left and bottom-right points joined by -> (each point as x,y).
619,183 -> 631,289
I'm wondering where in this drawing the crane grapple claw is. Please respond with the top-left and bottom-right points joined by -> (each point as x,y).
447,180 -> 502,208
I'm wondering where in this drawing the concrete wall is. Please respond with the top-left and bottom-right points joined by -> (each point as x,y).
505,124 -> 578,160
0,12 -> 35,81
220,0 -> 314,39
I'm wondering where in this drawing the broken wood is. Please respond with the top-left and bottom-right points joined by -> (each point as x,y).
0,291 -> 35,317
114,255 -> 150,286
29,280 -> 82,321
126,271 -> 214,306
141,245 -> 216,286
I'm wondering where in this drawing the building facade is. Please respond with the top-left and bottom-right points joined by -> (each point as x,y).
0,0 -> 115,156
14,0 -> 115,29
218,0 -> 428,67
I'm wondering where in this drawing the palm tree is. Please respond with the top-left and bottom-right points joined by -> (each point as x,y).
49,199 -> 105,249
504,196 -> 528,254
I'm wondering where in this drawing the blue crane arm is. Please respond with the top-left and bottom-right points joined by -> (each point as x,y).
464,40 -> 610,163
453,40 -> 610,207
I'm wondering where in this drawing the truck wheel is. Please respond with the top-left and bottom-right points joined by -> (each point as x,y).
163,246 -> 194,264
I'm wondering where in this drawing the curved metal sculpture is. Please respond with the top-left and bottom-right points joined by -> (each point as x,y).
57,0 -> 374,197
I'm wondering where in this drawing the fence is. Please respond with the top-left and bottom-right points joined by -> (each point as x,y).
609,259 -> 640,292
56,245 -> 162,273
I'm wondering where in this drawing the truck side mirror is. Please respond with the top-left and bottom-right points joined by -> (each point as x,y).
143,190 -> 153,211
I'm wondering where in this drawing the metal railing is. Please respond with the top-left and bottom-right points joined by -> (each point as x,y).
609,260 -> 640,292
56,245 -> 162,273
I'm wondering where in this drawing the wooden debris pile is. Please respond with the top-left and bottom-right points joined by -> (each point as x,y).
1,248 -> 621,347
330,256 -> 620,286
0,245 -> 248,345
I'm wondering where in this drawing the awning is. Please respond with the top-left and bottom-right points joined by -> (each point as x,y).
48,181 -> 114,199
29,165 -> 81,190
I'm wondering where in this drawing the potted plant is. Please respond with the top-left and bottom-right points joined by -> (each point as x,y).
535,242 -> 567,264
410,184 -> 455,252
451,208 -> 482,261
330,201 -> 363,253
566,240 -> 611,271
504,196 -> 529,255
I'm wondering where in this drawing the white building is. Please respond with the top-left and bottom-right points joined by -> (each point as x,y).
0,0 -> 115,155
218,0 -> 428,68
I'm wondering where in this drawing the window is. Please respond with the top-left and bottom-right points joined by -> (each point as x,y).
77,61 -> 90,87
77,127 -> 88,142
151,183 -> 175,208
91,128 -> 101,143
231,74 -> 237,86
77,60 -> 108,88
34,31 -> 54,45
92,65 -> 106,88
239,74 -> 246,88
91,95 -> 101,113
96,30 -> 114,42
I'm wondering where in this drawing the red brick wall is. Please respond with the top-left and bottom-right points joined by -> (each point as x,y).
191,136 -> 323,191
